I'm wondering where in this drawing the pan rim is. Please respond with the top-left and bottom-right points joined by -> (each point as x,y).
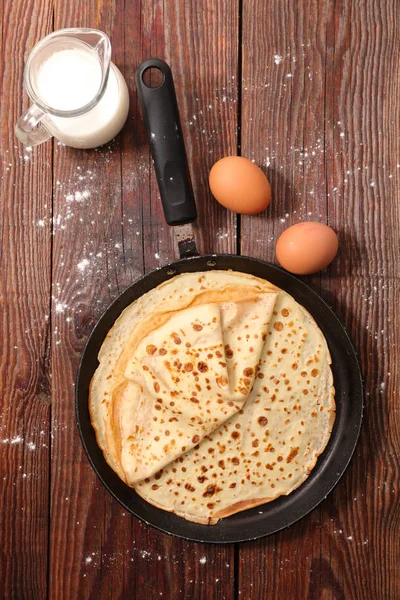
75,254 -> 363,544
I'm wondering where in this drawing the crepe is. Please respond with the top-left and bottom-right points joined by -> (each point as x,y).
135,288 -> 335,524
89,271 -> 278,484
89,270 -> 335,523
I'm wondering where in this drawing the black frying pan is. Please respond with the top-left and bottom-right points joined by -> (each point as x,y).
76,59 -> 363,543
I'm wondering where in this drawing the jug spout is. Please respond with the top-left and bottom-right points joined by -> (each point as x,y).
59,28 -> 112,89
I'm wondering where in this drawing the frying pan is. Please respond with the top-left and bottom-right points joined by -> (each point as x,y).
76,59 -> 363,543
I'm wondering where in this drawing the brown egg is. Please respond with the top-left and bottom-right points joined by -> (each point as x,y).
276,222 -> 338,275
209,156 -> 271,214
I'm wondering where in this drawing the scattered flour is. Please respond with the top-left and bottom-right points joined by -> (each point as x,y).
77,259 -> 90,272
66,190 -> 91,202
10,436 -> 23,444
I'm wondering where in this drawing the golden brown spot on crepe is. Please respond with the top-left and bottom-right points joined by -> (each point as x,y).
277,455 -> 283,462
218,460 -> 225,469
311,411 -> 317,418
193,323 -> 203,331
301,371 -> 307,377
229,482 -> 236,489
258,416 -> 268,426
207,502 -> 215,509
146,344 -> 157,355
286,447 -> 299,463
154,470 -> 163,480
192,435 -> 200,444
231,431 -> 240,440
252,440 -> 259,448
153,382 -> 160,393
311,368 -> 320,377
303,389 -> 309,395
281,308 -> 290,317
155,405 -> 161,411
225,347 -> 234,359
185,483 -> 195,492
165,430 -> 170,436
198,475 -> 207,483
159,348 -> 167,356
249,347 -> 254,352
281,348 -> 288,354
151,484 -> 159,490
237,386 -> 247,396
203,484 -> 220,498
243,367 -> 254,377
257,372 -> 264,379
274,321 -> 284,331
198,361 -> 208,373
190,397 -> 199,404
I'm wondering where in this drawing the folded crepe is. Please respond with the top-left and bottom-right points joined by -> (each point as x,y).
89,271 -> 335,523
135,289 -> 335,524
89,271 -> 278,485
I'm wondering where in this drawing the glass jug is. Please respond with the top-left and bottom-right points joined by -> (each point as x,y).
15,28 -> 129,149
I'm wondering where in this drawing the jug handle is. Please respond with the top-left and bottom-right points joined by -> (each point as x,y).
15,104 -> 52,146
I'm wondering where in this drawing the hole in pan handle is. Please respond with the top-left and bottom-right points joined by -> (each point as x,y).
135,59 -> 198,227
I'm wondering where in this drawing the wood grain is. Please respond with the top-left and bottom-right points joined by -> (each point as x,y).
1,0 -> 399,597
48,1 -> 238,598
239,1 -> 400,599
0,1 -> 53,599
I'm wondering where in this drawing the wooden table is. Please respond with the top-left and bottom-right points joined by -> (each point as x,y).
1,1 -> 399,598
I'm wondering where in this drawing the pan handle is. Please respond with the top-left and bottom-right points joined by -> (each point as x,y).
135,59 -> 197,226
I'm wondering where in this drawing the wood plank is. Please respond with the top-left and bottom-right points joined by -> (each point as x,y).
48,1 -> 239,598
239,0 -> 400,599
0,1 -> 53,599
